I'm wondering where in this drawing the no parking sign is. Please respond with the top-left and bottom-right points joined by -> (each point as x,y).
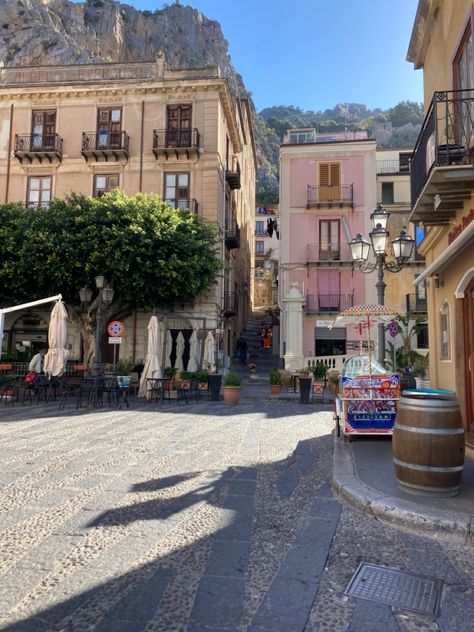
388,321 -> 398,338
108,321 -> 125,337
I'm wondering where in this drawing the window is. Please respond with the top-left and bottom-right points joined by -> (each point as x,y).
440,300 -> 451,360
417,323 -> 429,350
165,173 -> 190,209
93,174 -> 119,198
166,105 -> 191,147
256,241 -> 264,254
27,176 -> 51,208
315,327 -> 346,356
454,22 -> 474,144
256,220 -> 265,235
399,152 -> 411,173
97,108 -> 122,148
31,110 -> 56,149
319,220 -> 340,260
319,162 -> 341,202
381,182 -> 394,205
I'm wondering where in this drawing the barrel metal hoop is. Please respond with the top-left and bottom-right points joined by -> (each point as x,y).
396,478 -> 460,494
394,424 -> 465,435
393,457 -> 464,473
399,402 -> 460,413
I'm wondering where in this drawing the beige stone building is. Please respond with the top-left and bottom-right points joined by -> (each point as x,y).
0,58 -> 256,368
253,204 -> 279,310
408,0 -> 474,446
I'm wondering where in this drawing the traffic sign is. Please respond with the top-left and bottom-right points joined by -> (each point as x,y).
109,337 -> 122,344
108,321 -> 124,337
389,322 -> 399,338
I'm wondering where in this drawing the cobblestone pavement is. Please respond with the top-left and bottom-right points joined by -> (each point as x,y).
0,401 -> 473,631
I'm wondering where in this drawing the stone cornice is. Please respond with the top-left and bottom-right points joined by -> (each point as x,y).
406,0 -> 442,69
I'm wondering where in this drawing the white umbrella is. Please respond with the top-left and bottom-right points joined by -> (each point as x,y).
204,331 -> 215,371
187,330 -> 198,372
44,300 -> 69,377
138,316 -> 161,398
176,331 -> 185,373
165,330 -> 172,368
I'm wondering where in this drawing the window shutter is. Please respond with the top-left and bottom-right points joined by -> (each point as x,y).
319,163 -> 329,186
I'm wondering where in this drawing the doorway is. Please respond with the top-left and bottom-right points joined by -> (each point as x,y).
463,277 -> 474,439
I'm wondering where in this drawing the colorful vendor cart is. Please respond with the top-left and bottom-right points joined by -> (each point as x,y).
335,355 -> 400,437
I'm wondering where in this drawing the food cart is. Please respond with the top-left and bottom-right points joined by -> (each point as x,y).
335,355 -> 400,438
330,305 -> 400,439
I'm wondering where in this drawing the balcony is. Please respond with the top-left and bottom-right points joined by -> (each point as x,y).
376,156 -> 410,174
225,214 -> 240,249
14,134 -> 63,164
165,198 -> 199,214
410,89 -> 474,225
406,294 -> 427,314
307,184 -> 354,208
81,131 -> 129,162
152,128 -> 200,159
306,293 -> 354,314
307,244 -> 353,266
223,291 -> 237,318
226,157 -> 241,189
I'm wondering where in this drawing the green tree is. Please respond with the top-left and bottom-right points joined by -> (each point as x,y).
388,101 -> 423,127
0,191 -> 221,361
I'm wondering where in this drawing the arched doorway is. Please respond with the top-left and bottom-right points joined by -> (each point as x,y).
9,310 -> 49,359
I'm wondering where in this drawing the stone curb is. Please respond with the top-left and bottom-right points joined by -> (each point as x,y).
332,432 -> 473,546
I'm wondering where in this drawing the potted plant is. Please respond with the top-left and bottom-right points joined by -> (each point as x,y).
116,359 -> 134,388
328,372 -> 340,395
311,362 -> 328,384
195,369 -> 209,391
269,367 -> 282,394
179,371 -> 195,390
164,366 -> 178,391
222,371 -> 242,405
298,368 -> 313,404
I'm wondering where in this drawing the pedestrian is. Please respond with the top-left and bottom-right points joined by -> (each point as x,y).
29,348 -> 47,374
236,336 -> 248,363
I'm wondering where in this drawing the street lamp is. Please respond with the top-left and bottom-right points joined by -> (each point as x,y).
349,204 -> 414,366
79,276 -> 115,377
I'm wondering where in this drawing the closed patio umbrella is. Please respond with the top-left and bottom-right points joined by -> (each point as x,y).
176,331 -> 185,373
138,316 -> 161,398
204,331 -> 215,371
165,330 -> 173,368
187,330 -> 199,372
44,300 -> 69,377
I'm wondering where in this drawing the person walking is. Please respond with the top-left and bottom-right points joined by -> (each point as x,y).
236,336 -> 248,363
29,348 -> 47,374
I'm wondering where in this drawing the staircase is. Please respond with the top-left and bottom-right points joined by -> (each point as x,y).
232,309 -> 276,383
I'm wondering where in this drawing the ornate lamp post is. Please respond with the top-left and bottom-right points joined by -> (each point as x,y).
348,204 -> 415,366
79,276 -> 115,377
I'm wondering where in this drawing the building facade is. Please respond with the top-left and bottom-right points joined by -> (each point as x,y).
279,130 -> 378,371
0,58 -> 256,367
408,0 -> 474,446
253,204 -> 279,310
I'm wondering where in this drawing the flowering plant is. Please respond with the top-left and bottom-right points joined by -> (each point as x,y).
247,363 -> 256,371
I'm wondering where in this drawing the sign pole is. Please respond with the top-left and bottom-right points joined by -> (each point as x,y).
113,343 -> 117,372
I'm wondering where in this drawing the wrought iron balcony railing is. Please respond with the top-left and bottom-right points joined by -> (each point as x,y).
307,244 -> 353,263
223,291 -> 237,317
152,128 -> 200,159
226,157 -> 241,189
14,133 -> 63,162
225,214 -> 240,249
306,293 -> 354,313
376,158 -> 410,174
406,293 -> 427,314
307,184 -> 354,207
165,198 -> 199,214
411,89 -> 474,207
81,131 -> 129,159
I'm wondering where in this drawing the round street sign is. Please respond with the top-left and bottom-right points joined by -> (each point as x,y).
108,321 -> 124,337
389,321 -> 398,338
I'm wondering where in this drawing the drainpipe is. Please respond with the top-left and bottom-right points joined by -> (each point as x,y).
5,103 -> 13,204
139,101 -> 145,192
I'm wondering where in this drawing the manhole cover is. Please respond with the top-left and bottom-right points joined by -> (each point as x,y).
345,563 -> 441,615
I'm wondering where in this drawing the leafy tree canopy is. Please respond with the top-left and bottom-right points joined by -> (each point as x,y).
0,191 -> 221,309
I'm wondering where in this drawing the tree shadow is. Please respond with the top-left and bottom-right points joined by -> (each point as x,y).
1,435 -> 337,632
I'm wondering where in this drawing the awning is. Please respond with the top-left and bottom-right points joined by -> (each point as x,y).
414,220 -> 474,286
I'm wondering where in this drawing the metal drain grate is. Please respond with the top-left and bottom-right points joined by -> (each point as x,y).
345,563 -> 442,615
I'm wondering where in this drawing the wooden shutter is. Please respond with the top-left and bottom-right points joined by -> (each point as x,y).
319,163 -> 330,201
319,162 -> 341,202
330,163 -> 341,201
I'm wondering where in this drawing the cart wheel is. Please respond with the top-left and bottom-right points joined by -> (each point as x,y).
343,434 -> 353,443
334,415 -> 341,437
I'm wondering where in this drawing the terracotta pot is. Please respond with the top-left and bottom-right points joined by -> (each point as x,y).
270,384 -> 281,394
223,386 -> 241,405
165,379 -> 175,391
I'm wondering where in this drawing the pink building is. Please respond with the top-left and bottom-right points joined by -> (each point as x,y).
279,129 -> 377,371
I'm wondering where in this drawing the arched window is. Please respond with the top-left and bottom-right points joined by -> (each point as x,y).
439,300 -> 451,360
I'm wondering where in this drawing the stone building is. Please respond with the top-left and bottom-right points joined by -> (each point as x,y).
407,0 -> 474,446
0,58 -> 256,368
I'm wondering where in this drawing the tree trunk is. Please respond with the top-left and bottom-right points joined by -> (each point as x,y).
67,301 -> 122,365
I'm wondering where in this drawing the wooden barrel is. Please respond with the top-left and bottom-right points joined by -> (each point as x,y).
393,390 -> 465,497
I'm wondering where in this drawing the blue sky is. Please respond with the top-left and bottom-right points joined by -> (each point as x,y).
87,0 -> 424,113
